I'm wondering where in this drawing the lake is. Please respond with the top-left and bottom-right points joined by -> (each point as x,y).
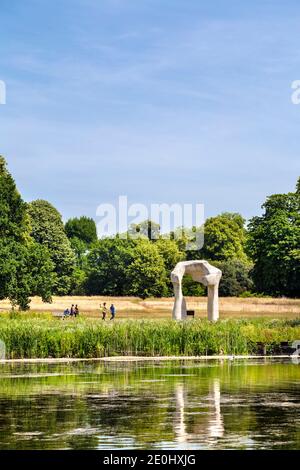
0,358 -> 299,449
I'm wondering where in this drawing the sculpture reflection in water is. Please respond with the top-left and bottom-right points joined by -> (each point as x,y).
174,378 -> 224,446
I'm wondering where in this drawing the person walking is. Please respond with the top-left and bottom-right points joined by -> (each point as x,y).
74,305 -> 79,317
101,302 -> 108,320
110,304 -> 116,320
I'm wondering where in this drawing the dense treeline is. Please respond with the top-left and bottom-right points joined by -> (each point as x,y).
0,156 -> 299,309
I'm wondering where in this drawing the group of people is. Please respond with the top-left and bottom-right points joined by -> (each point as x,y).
62,302 -> 116,320
100,302 -> 116,320
63,304 -> 79,318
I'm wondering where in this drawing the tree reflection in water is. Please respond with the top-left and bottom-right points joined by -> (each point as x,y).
0,359 -> 298,449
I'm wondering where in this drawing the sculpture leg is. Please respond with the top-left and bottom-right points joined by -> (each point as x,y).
181,296 -> 187,320
207,284 -> 219,322
172,282 -> 182,320
172,281 -> 187,320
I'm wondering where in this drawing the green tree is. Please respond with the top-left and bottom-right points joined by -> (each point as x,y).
155,238 -> 184,295
247,182 -> 300,297
128,220 -> 161,240
0,156 -> 29,241
69,237 -> 88,270
28,200 -> 76,295
296,176 -> 300,195
0,157 -> 54,309
86,238 -> 136,295
65,216 -> 97,245
67,236 -> 89,294
192,212 -> 248,262
65,217 -> 97,293
126,240 -> 167,298
213,259 -> 253,297
87,238 -> 168,298
182,275 -> 206,296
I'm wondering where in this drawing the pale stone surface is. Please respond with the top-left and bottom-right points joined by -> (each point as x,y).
171,260 -> 222,321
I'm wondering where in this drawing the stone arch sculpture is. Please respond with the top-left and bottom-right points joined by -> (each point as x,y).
171,260 -> 222,321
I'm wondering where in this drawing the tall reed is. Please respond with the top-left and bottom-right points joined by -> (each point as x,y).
0,315 -> 299,359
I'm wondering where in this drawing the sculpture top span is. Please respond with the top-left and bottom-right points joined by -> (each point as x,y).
171,260 -> 222,322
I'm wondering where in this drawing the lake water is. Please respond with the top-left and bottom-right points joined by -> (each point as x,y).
0,358 -> 299,450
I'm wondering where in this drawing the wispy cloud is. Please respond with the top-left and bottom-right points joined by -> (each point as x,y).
0,0 -> 299,221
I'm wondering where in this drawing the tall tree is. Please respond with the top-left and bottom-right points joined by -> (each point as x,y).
86,238 -> 136,295
65,216 -> 97,293
155,238 -> 184,295
86,237 -> 168,298
0,157 -> 54,309
126,240 -> 167,298
128,220 -> 161,240
191,212 -> 248,262
28,200 -> 76,295
213,259 -> 253,296
0,156 -> 29,241
65,216 -> 97,245
247,180 -> 300,296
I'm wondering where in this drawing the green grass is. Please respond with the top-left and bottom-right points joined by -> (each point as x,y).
0,314 -> 299,358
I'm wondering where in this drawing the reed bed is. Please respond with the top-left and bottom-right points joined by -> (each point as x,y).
0,314 -> 299,359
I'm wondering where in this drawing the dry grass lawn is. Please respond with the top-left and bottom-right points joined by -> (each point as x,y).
0,296 -> 299,319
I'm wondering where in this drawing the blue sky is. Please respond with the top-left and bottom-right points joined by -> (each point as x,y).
0,0 -> 299,223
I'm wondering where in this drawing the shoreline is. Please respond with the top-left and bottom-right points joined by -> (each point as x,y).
0,354 -> 293,364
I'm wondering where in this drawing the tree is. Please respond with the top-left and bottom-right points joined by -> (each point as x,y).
182,275 -> 206,296
126,240 -> 167,298
65,217 -> 97,293
247,180 -> 300,297
213,259 -> 253,297
86,238 -> 136,295
296,177 -> 300,195
86,238 -> 168,298
69,237 -> 88,270
128,220 -> 161,240
65,216 -> 97,245
191,212 -> 248,262
0,157 -> 55,309
0,156 -> 29,241
155,238 -> 184,295
28,200 -> 76,295
4,242 -> 54,309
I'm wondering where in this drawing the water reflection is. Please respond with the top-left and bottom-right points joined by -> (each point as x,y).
174,379 -> 224,446
174,383 -> 186,444
0,359 -> 299,449
208,379 -> 224,439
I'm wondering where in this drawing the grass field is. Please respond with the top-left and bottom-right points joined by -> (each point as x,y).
0,296 -> 299,319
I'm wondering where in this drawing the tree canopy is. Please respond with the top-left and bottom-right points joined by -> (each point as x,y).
28,200 -> 76,295
199,212 -> 248,262
0,157 -> 54,309
65,216 -> 97,245
247,181 -> 300,297
0,155 -> 298,304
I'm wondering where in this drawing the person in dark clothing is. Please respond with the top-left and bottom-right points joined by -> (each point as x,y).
74,305 -> 79,317
70,305 -> 75,316
63,308 -> 70,319
110,304 -> 116,320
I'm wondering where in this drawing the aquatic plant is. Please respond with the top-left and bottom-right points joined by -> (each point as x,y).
0,315 -> 299,359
